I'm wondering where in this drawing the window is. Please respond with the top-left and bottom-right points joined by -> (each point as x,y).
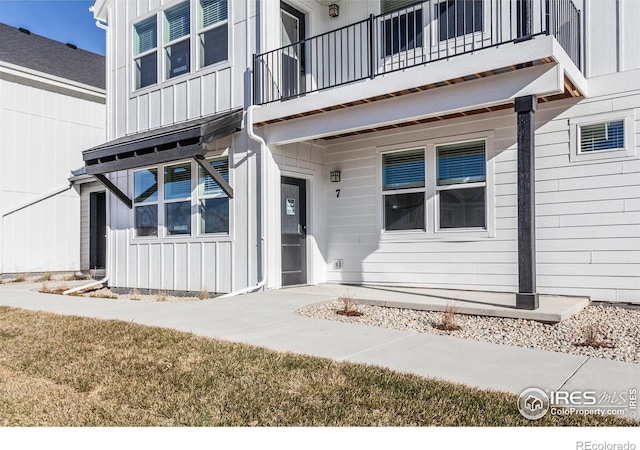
382,8 -> 423,57
134,17 -> 158,89
132,1 -> 229,91
436,140 -> 486,229
438,0 -> 483,41
570,111 -> 635,162
382,149 -> 426,231
164,2 -> 191,79
133,157 -> 230,239
579,121 -> 624,153
134,168 -> 159,236
199,0 -> 228,68
198,157 -> 229,234
164,162 -> 192,235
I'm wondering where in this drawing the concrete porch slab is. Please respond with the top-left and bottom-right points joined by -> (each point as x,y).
288,284 -> 589,323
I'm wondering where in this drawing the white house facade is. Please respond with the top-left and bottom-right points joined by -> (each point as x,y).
0,24 -> 106,275
86,0 -> 640,306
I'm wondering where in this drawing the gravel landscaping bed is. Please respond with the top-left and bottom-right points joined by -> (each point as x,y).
298,301 -> 640,364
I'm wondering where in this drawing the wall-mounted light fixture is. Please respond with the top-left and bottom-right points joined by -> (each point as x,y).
329,3 -> 340,18
330,170 -> 341,183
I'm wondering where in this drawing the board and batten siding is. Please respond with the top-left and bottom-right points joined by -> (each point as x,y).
0,71 -> 105,273
107,0 -> 255,140
105,133 -> 258,294
322,72 -> 640,303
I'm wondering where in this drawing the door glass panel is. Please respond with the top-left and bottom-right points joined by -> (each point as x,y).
281,183 -> 300,235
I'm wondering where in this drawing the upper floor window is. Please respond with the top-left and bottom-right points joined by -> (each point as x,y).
199,0 -> 229,68
132,0 -> 229,91
164,2 -> 191,80
438,0 -> 483,41
134,17 -> 158,89
382,8 -> 423,57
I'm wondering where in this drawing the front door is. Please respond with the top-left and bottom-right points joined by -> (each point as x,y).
281,177 -> 307,286
281,2 -> 305,99
89,191 -> 106,270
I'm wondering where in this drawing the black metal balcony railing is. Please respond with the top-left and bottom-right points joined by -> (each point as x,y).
253,0 -> 581,105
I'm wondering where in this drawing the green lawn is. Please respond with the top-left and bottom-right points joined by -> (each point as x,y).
0,306 -> 634,426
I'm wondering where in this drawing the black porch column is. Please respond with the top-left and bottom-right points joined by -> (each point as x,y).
515,95 -> 539,310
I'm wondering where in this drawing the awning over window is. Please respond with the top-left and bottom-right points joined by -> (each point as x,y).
83,108 -> 243,208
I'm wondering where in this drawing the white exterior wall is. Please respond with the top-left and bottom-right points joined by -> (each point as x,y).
0,71 -> 105,274
92,0 -> 640,301
99,0 -> 260,293
321,69 -> 640,302
585,0 -> 640,77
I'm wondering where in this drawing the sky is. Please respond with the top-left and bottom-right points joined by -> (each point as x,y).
0,0 -> 105,55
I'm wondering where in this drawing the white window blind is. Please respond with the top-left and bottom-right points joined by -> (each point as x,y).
580,121 -> 624,152
437,141 -> 485,186
165,2 -> 191,42
200,159 -> 229,196
164,163 -> 192,200
383,150 -> 425,190
135,17 -> 157,55
201,0 -> 228,28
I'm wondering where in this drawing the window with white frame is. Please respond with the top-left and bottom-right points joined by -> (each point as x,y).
134,16 -> 158,89
436,140 -> 486,229
134,168 -> 159,236
199,0 -> 228,68
382,149 -> 426,231
133,157 -> 230,238
437,0 -> 483,41
164,2 -> 191,80
569,111 -> 635,162
579,121 -> 624,153
132,0 -> 229,91
381,6 -> 423,57
164,162 -> 192,235
198,157 -> 230,234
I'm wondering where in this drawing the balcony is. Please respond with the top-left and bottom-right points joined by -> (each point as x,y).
253,0 -> 583,120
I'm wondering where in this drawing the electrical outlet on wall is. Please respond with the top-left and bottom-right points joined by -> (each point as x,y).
332,259 -> 343,270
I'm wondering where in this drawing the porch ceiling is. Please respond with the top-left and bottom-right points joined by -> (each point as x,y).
257,62 -> 578,145
321,75 -> 580,141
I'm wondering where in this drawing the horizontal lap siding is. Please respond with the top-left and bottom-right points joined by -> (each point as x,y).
323,93 -> 640,302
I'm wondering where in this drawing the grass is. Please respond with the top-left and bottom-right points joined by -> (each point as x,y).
0,306 -> 634,427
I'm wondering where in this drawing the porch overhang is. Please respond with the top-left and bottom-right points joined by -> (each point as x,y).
83,108 -> 243,207
260,62 -> 570,145
253,35 -> 586,131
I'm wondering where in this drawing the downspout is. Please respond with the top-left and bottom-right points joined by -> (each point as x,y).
218,105 -> 266,298
218,0 -> 266,298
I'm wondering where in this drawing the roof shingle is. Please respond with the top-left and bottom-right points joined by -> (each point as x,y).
0,22 -> 105,89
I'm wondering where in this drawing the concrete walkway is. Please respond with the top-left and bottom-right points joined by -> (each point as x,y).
0,282 -> 638,420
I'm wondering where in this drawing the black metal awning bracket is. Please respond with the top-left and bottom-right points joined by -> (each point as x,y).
193,155 -> 234,199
